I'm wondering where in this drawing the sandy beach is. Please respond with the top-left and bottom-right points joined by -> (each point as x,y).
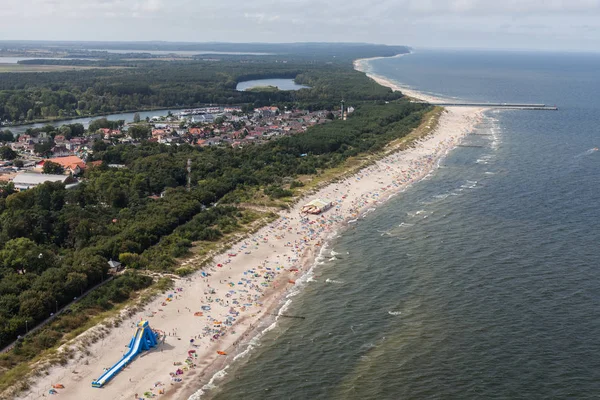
17,57 -> 486,400
353,54 -> 444,103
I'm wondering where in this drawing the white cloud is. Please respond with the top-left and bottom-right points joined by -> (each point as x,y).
244,13 -> 281,23
136,0 -> 163,13
0,0 -> 600,52
0,0 -> 164,18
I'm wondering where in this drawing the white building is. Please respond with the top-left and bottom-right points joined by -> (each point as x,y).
12,172 -> 70,191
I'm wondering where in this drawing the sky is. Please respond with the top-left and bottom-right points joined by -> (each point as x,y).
2,0 -> 600,52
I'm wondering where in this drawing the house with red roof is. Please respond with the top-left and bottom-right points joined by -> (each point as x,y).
254,106 -> 279,117
152,129 -> 167,137
100,128 -> 121,139
37,156 -> 86,175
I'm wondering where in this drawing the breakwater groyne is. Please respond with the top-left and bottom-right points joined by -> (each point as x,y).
420,102 -> 558,110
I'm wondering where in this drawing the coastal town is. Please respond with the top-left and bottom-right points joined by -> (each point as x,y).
0,104 -> 353,190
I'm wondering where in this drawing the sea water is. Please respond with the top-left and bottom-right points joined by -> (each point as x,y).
203,50 -> 600,399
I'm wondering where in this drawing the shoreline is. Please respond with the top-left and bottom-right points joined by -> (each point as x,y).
17,57 -> 487,400
2,106 -> 188,130
353,53 -> 447,103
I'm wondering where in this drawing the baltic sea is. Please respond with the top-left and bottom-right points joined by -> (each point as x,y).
205,49 -> 600,400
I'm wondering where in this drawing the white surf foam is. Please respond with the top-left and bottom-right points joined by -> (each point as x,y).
188,366 -> 230,399
575,147 -> 599,158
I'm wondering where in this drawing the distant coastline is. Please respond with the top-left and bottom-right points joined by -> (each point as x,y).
353,52 -> 446,103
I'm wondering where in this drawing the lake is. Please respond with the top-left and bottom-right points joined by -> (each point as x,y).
236,78 -> 310,91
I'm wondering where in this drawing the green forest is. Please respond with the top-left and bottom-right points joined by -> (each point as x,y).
0,44 -> 429,386
1,53 -> 403,122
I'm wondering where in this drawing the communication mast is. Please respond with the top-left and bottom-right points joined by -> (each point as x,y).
186,158 -> 192,192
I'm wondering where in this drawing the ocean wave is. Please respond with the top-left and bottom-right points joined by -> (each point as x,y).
575,147 -> 599,158
325,278 -> 344,284
361,207 -> 377,218
196,296 -> 296,399
359,342 -> 377,351
189,207 -> 352,398
280,298 -> 294,313
408,209 -> 427,217
188,365 -> 230,400
410,209 -> 433,219
233,346 -> 252,362
388,311 -> 402,316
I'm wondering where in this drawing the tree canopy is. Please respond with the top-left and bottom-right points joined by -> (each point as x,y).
42,161 -> 64,175
0,146 -> 17,160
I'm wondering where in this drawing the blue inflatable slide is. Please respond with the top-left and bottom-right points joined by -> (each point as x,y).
92,320 -> 158,388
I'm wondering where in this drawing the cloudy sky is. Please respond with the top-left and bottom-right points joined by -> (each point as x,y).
2,0 -> 600,51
